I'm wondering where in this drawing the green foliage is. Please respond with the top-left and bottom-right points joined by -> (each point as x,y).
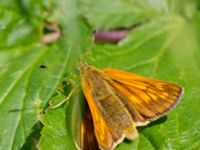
0,0 -> 200,150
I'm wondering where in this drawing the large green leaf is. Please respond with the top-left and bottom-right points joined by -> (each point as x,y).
1,0 -> 200,150
39,14 -> 200,150
39,106 -> 77,150
0,0 -> 91,149
80,0 -> 181,29
0,9 -> 39,49
83,15 -> 200,149
38,0 -> 92,149
0,42 -> 69,150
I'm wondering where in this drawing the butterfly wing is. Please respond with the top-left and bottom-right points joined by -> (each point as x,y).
103,68 -> 183,126
80,66 -> 138,150
80,103 -> 99,150
81,84 -> 125,150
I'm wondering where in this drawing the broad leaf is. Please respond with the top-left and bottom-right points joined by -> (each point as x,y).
80,0 -> 181,29
39,106 -> 77,150
84,15 -> 200,149
0,0 -> 91,150
1,0 -> 200,150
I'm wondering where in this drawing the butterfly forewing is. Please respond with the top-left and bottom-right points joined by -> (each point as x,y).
103,68 -> 182,123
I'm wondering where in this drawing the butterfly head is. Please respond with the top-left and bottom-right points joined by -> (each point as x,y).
78,61 -> 90,74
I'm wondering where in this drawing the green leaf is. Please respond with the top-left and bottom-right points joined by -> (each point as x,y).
116,134 -> 154,150
80,0 -> 181,29
39,106 -> 77,150
0,0 -> 92,150
1,0 -> 200,150
40,14 -> 200,150
39,89 -> 85,150
38,0 -> 92,150
0,0 -> 51,49
0,43 -> 71,149
84,15 -> 200,149
0,9 -> 40,49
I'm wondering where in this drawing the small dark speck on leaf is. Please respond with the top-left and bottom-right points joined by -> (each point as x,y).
39,65 -> 48,69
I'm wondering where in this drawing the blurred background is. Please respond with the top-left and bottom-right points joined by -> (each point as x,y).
0,0 -> 200,150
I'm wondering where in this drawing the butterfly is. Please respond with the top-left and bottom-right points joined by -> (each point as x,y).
77,61 -> 183,150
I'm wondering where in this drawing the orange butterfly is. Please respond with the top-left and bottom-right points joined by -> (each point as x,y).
77,61 -> 183,150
